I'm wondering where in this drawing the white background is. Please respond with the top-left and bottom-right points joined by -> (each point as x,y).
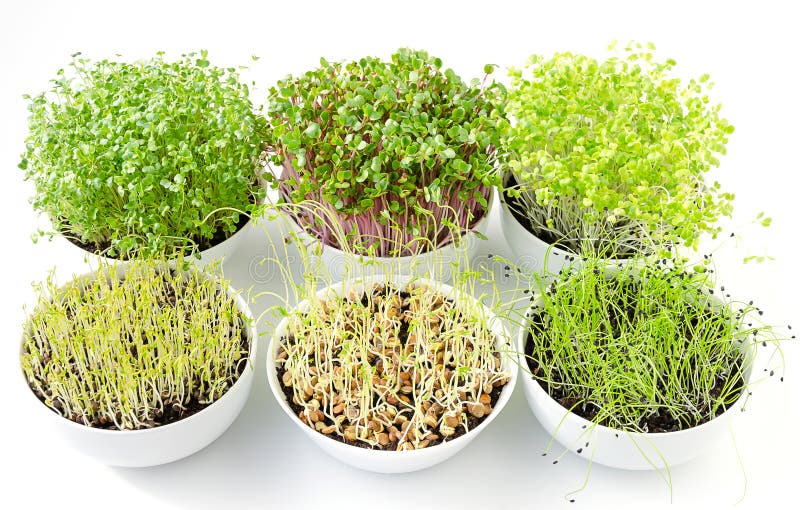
1,1 -> 798,508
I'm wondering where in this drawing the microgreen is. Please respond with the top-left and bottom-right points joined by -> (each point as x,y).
20,51 -> 266,258
255,212 -> 513,450
264,48 -> 507,256
502,43 -> 735,258
21,259 -> 251,430
522,257 -> 781,433
276,280 -> 509,450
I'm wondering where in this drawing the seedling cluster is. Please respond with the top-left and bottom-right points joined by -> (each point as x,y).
21,259 -> 250,430
265,48 -> 507,256
502,43 -> 735,258
523,258 -> 773,433
276,281 -> 510,450
20,51 -> 265,258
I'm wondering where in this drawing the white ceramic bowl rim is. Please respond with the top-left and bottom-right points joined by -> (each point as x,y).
518,296 -> 755,439
20,267 -> 259,436
498,179 -> 639,264
268,273 -> 518,455
56,193 -> 264,262
282,190 -> 494,262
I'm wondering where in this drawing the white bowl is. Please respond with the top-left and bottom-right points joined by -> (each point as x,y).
266,274 -> 518,473
53,203 -> 263,269
498,187 -> 635,279
517,299 -> 755,470
285,192 -> 494,283
498,189 -> 575,277
20,268 -> 259,468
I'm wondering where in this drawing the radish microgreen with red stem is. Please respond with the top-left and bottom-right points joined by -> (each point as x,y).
264,48 -> 507,257
20,51 -> 266,258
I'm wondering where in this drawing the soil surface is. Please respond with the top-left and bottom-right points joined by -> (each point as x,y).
524,287 -> 746,433
277,366 -> 505,450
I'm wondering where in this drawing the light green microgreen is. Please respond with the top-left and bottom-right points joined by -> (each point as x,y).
20,259 -> 250,430
522,257 -> 783,433
502,43 -> 735,258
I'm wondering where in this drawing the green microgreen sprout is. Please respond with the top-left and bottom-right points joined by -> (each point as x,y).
502,42 -> 735,258
510,254 -> 789,502
20,258 -> 251,430
19,51 -> 266,258
522,257 -> 781,434
264,48 -> 507,257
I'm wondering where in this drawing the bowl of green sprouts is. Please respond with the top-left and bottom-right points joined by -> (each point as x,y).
500,43 -> 735,274
264,48 -> 506,278
266,272 -> 517,473
517,257 -> 784,477
20,259 -> 257,467
19,51 -> 266,261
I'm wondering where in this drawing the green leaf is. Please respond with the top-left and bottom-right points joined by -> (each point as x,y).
304,122 -> 321,139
